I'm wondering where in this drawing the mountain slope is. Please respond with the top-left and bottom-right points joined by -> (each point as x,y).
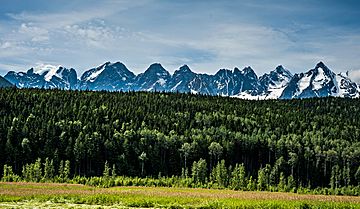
167,65 -> 197,93
133,63 -> 171,91
79,62 -> 135,91
0,75 -> 13,88
258,65 -> 293,99
335,73 -> 360,98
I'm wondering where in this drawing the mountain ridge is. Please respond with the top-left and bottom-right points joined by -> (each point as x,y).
0,75 -> 13,88
4,61 -> 360,99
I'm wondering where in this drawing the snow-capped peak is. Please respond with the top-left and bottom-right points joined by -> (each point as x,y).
33,64 -> 62,82
280,62 -> 341,99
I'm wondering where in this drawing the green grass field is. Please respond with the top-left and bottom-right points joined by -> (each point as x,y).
0,182 -> 359,208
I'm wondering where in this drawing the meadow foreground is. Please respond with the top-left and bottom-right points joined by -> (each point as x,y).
0,182 -> 359,208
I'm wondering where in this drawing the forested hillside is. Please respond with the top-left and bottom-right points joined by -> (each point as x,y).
1,88 -> 360,192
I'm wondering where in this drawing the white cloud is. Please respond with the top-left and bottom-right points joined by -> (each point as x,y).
19,23 -> 49,42
0,41 -> 12,49
349,70 -> 360,84
63,24 -> 116,48
122,23 -> 297,73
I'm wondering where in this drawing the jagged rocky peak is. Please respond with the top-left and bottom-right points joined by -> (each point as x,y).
233,67 -> 241,73
132,63 -> 171,91
240,66 -> 258,80
313,61 -> 334,75
79,61 -> 135,91
261,65 -> 293,84
241,66 -> 253,73
179,64 -> 192,72
105,61 -> 125,69
254,65 -> 294,99
274,65 -> 292,77
144,63 -> 170,76
27,68 -> 34,74
81,61 -> 134,81
316,61 -> 327,68
215,68 -> 233,76
174,64 -> 195,76
279,62 -> 338,99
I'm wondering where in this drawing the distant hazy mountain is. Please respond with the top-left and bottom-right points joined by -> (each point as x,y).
4,61 -> 360,99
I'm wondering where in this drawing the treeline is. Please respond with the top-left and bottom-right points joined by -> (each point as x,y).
0,88 -> 360,193
2,158 -> 360,195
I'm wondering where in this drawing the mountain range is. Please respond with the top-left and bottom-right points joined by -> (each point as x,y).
2,61 -> 360,99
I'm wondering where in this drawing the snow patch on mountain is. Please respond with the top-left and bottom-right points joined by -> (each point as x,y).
86,65 -> 106,82
157,78 -> 166,86
33,64 -> 62,82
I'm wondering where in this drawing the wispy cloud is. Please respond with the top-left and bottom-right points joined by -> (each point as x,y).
19,23 -> 49,42
349,70 -> 360,84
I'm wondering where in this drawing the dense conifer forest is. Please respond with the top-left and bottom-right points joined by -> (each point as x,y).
1,88 -> 360,194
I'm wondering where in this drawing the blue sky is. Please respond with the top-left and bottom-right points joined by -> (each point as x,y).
0,0 -> 360,81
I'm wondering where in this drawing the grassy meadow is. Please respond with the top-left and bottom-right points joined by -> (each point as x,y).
0,182 -> 359,208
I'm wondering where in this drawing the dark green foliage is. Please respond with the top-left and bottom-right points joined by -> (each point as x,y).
356,166 -> 360,186
0,88 -> 360,193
